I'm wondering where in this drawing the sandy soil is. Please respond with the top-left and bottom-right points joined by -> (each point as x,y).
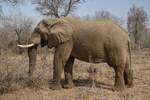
0,48 -> 150,100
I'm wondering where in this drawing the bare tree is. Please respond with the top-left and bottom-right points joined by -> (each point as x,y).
94,10 -> 112,20
0,12 -> 35,53
32,0 -> 85,18
0,5 -> 3,25
142,28 -> 150,48
85,10 -> 124,26
15,19 -> 33,44
83,14 -> 91,21
127,5 -> 148,49
11,14 -> 34,53
0,0 -> 25,5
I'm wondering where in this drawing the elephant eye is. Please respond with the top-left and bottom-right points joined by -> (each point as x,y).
34,28 -> 39,33
47,26 -> 52,31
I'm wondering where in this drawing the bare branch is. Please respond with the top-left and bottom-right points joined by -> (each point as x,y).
32,0 -> 85,18
0,0 -> 26,6
0,12 -> 35,52
127,5 -> 148,49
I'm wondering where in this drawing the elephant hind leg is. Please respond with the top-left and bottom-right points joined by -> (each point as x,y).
63,56 -> 75,89
113,65 -> 125,92
124,55 -> 133,88
107,48 -> 126,91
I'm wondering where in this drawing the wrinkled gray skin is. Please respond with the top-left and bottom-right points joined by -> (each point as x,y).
20,18 -> 133,91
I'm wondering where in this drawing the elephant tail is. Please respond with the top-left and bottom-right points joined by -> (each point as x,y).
128,39 -> 132,70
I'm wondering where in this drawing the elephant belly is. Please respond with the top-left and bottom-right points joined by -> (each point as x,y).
71,43 -> 106,63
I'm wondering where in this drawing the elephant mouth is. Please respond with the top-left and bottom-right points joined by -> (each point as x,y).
17,43 -> 35,48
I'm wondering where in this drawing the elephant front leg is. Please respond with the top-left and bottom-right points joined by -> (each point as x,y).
63,56 -> 75,89
50,41 -> 73,90
50,54 -> 63,90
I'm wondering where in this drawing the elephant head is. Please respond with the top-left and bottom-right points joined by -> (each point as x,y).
17,18 -> 73,76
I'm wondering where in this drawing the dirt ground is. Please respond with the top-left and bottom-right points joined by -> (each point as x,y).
0,48 -> 150,100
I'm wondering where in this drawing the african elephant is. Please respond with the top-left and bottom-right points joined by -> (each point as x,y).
18,17 -> 133,91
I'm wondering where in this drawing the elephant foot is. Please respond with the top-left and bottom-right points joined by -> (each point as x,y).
125,77 -> 133,88
112,85 -> 125,92
27,76 -> 35,87
49,83 -> 62,90
125,83 -> 133,88
63,83 -> 75,89
124,70 -> 133,88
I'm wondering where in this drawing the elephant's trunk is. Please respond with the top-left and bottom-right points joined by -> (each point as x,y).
28,45 -> 37,77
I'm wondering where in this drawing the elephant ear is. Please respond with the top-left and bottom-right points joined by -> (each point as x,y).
43,18 -> 73,46
50,27 -> 72,44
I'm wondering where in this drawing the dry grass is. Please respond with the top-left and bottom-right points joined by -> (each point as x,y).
0,48 -> 150,100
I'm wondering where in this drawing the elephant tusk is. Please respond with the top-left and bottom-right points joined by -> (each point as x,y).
17,43 -> 35,48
